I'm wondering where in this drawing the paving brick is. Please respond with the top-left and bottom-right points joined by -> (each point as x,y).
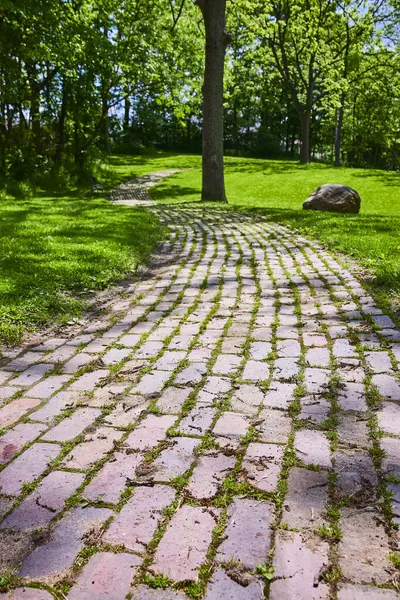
103,347 -> 131,365
304,368 -> 330,393
0,443 -> 60,496
175,363 -> 207,385
29,390 -> 79,423
42,407 -> 100,442
154,351 -> 186,371
28,375 -> 70,399
306,347 -> 330,367
32,338 -> 66,352
274,357 -> 299,380
295,430 -> 331,467
153,436 -> 198,481
62,427 -> 123,469
20,506 -> 112,579
83,451 -> 142,503
213,355 -> 242,375
152,504 -> 217,582
284,468 -> 328,530
66,334 -> 94,347
303,334 -> 327,347
230,384 -> 264,416
377,402 -> 400,436
0,422 -> 46,464
256,409 -> 291,443
270,531 -> 329,600
204,569 -> 263,600
68,552 -> 141,600
7,589 -> 54,599
381,437 -> 400,477
299,396 -> 330,424
339,508 -> 393,584
62,353 -> 92,374
338,585 -> 400,600
103,395 -> 149,427
338,383 -> 367,412
187,453 -> 235,499
262,382 -> 294,410
372,374 -> 400,401
156,386 -> 192,414
10,364 -> 53,387
133,370 -> 171,395
242,360 -> 269,381
0,385 -> 19,404
4,352 -> 42,372
180,404 -> 215,435
335,449 -> 378,499
103,485 -> 174,551
136,341 -> 163,359
126,415 -> 176,450
45,345 -> 77,363
337,415 -> 369,447
242,442 -> 283,493
250,342 -> 272,360
204,376 -> 232,395
213,412 -> 249,440
1,471 -> 84,531
0,397 -> 41,428
276,339 -> 301,358
365,351 -> 393,373
337,358 -> 365,383
333,339 -> 356,358
217,498 -> 273,569
373,314 -> 395,328
70,370 -> 108,391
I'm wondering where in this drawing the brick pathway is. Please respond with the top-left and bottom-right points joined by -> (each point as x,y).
1,174 -> 400,599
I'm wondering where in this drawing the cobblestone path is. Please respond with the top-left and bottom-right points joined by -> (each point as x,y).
1,177 -> 400,599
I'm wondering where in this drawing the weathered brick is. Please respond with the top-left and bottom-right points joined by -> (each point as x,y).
153,437 -> 199,481
284,468 -> 328,530
32,338 -> 66,352
365,352 -> 392,374
242,442 -> 283,493
337,415 -> 369,447
305,347 -> 330,367
68,552 -> 141,600
103,347 -> 131,365
187,453 -> 235,499
338,383 -> 367,412
156,386 -> 192,414
339,508 -> 393,584
204,569 -> 263,600
276,340 -> 301,358
1,471 -> 84,531
0,422 -> 46,464
28,375 -> 70,399
83,451 -> 142,504
242,360 -> 269,381
338,585 -> 400,600
230,384 -> 264,416
304,368 -> 330,393
250,342 -> 272,360
131,586 -> 187,599
0,386 -> 19,404
42,407 -> 100,442
62,353 -> 92,374
334,449 -> 378,499
217,498 -> 273,568
180,404 -> 215,435
372,374 -> 400,401
295,430 -> 331,467
135,341 -> 163,359
213,412 -> 249,440
132,370 -> 171,395
256,409 -> 291,444
0,397 -> 41,428
0,443 -> 60,496
62,427 -> 123,470
381,437 -> 400,477
7,589 -> 54,599
20,506 -> 112,579
154,351 -> 186,371
4,352 -> 42,372
10,364 -> 53,387
70,370 -> 108,391
103,395 -> 149,428
270,531 -> 329,600
175,363 -> 207,385
377,402 -> 400,436
126,415 -> 176,450
213,355 -> 242,375
45,345 -> 77,363
152,504 -> 217,582
274,357 -> 299,380
103,485 -> 174,552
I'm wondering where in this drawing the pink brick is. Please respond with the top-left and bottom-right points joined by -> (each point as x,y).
28,375 -> 70,399
0,443 -> 60,496
45,345 -> 77,363
29,390 -> 78,423
1,471 -> 84,530
20,506 -> 112,578
152,505 -> 217,582
133,370 -> 171,395
242,443 -> 283,493
0,397 -> 41,428
70,370 -> 108,391
68,552 -> 141,600
103,396 -> 149,428
338,585 -> 400,600
270,531 -> 329,600
204,569 -> 263,600
217,498 -> 273,569
0,386 -> 18,404
103,347 -> 131,365
180,404 -> 215,435
84,451 -> 142,504
156,387 -> 192,414
231,384 -> 264,416
10,364 -> 53,387
377,402 -> 400,436
32,337 -> 66,352
42,407 -> 100,442
103,485 -> 175,552
256,409 -> 291,443
264,382 -> 295,409
126,415 -> 176,450
204,376 -> 232,395
213,412 -> 249,440
154,351 -> 186,371
153,437 -> 199,481
4,352 -> 42,372
62,427 -> 123,469
62,353 -> 92,374
131,586 -> 186,599
284,468 -> 328,529
187,454 -> 235,499
295,429 -> 331,467
242,360 -> 269,381
0,422 -> 46,464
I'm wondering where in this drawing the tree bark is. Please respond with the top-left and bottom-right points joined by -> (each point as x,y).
334,92 -> 346,167
196,0 -> 228,202
299,110 -> 311,164
55,78 -> 68,163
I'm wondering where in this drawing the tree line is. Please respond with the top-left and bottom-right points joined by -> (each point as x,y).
1,0 -> 399,188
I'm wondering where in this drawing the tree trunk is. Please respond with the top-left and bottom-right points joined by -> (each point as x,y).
196,0 -> 227,202
124,90 -> 130,130
102,87 -> 111,155
55,78 -> 68,163
299,110 -> 311,164
334,93 -> 346,167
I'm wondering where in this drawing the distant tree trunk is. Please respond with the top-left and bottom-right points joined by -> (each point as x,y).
334,92 -> 346,167
299,110 -> 311,164
124,90 -> 130,130
101,86 -> 111,155
196,0 -> 228,202
55,78 -> 68,163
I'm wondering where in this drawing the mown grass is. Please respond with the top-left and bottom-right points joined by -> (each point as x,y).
144,153 -> 400,315
0,174 -> 164,346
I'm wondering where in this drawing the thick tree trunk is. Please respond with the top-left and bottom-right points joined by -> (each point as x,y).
334,94 -> 346,167
196,0 -> 227,202
102,87 -> 111,155
299,110 -> 311,164
124,91 -> 130,130
55,78 -> 68,163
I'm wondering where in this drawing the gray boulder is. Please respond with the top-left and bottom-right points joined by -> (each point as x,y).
303,184 -> 360,214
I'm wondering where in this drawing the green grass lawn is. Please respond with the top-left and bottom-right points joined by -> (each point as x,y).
143,153 -> 400,314
0,181 -> 163,346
